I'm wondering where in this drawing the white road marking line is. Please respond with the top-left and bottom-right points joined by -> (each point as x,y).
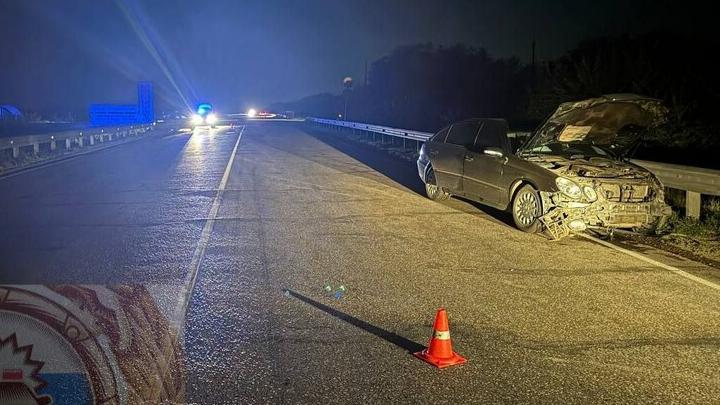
579,233 -> 720,292
172,125 -> 245,331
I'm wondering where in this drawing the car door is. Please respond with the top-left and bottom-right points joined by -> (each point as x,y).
426,120 -> 479,193
461,119 -> 510,207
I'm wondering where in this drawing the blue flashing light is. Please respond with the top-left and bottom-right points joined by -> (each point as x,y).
196,103 -> 213,116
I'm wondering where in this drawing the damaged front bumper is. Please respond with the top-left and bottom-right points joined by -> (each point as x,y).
537,191 -> 672,240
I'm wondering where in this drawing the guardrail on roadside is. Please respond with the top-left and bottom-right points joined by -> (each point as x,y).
630,160 -> 720,218
308,117 -> 432,149
0,123 -> 155,162
307,117 -> 720,219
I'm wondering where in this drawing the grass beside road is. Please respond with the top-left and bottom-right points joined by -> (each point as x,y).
645,193 -> 720,265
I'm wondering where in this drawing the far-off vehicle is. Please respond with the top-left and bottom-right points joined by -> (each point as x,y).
190,103 -> 218,129
417,94 -> 672,239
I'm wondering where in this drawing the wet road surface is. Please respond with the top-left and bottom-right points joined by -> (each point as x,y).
1,122 -> 719,404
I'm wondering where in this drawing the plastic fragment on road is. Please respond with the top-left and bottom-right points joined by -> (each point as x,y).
323,284 -> 347,299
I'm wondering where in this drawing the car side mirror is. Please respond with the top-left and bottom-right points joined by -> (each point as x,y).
483,147 -> 504,158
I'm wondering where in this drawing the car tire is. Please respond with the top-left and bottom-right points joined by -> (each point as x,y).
425,169 -> 450,201
512,184 -> 542,233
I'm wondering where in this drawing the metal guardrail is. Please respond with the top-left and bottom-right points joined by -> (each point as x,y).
630,159 -> 720,218
308,117 -> 720,218
309,117 -> 432,142
0,124 -> 154,160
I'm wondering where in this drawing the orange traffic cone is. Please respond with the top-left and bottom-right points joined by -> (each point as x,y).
414,308 -> 466,368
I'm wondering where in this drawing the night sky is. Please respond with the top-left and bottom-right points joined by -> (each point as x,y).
0,0 -> 713,116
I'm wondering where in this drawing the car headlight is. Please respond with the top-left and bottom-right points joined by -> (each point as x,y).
191,114 -> 204,125
206,113 -> 218,124
555,177 -> 583,199
583,186 -> 598,202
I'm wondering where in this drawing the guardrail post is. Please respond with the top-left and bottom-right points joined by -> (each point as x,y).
65,138 -> 72,150
686,191 -> 701,219
50,139 -> 56,151
12,145 -> 20,159
89,135 -> 95,146
78,136 -> 84,148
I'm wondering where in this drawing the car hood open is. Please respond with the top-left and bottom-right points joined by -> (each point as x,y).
525,94 -> 668,157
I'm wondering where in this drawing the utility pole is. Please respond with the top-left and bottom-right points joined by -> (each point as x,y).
531,40 -> 536,69
364,60 -> 368,87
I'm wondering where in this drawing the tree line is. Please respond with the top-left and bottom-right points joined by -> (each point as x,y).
271,32 -> 719,164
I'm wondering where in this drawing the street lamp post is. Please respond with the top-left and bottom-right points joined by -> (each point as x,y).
342,76 -> 353,121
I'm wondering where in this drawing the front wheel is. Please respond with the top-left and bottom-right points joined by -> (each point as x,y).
512,184 -> 542,233
424,169 -> 450,201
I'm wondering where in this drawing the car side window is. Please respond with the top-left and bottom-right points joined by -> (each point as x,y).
445,120 -> 479,148
473,119 -> 508,151
430,126 -> 450,143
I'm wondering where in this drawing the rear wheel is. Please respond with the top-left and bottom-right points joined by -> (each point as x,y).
424,169 -> 450,201
512,184 -> 541,233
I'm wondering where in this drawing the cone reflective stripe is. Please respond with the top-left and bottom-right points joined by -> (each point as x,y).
413,308 -> 466,368
434,330 -> 450,340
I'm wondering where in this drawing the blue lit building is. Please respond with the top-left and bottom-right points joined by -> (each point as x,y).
89,82 -> 154,126
0,105 -> 23,121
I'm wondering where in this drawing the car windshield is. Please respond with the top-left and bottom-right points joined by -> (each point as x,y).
524,140 -> 616,159
522,122 -> 619,159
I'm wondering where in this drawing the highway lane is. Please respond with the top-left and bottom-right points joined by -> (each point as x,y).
0,125 -> 238,285
1,121 -> 719,403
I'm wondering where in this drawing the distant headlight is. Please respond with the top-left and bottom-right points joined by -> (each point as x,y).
191,114 -> 204,125
206,113 -> 218,124
555,177 -> 583,199
583,186 -> 598,202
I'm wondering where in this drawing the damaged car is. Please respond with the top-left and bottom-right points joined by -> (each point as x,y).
417,94 -> 672,239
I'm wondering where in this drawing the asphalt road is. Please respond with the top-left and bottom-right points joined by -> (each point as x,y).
1,122 -> 719,404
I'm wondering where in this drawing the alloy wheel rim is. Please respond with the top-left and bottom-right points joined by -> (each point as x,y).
515,191 -> 538,225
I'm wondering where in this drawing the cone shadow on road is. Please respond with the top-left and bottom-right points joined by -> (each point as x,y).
284,289 -> 425,353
